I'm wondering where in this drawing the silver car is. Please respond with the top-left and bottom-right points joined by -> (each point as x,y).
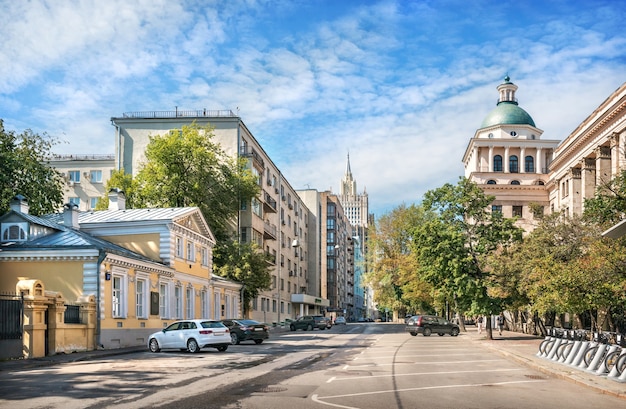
148,319 -> 230,353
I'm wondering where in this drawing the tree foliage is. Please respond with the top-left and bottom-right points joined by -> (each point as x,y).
213,241 -> 274,315
364,204 -> 433,315
134,123 -> 259,241
412,178 -> 524,327
0,120 -> 64,215
94,169 -> 140,210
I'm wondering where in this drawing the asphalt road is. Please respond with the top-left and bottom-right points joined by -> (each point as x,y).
1,323 -> 624,409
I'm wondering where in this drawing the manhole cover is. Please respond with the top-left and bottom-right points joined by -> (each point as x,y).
525,374 -> 547,380
260,386 -> 288,393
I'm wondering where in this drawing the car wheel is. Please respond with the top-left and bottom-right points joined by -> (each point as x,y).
451,328 -> 460,337
306,324 -> 313,331
423,328 -> 432,336
148,338 -> 160,353
290,325 -> 296,331
187,338 -> 200,353
230,333 -> 240,345
438,333 -> 444,336
410,332 -> 417,337
216,345 -> 228,352
254,339 -> 263,344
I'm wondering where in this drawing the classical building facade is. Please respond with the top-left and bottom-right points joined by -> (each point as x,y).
548,82 -> 626,216
463,77 -> 560,231
110,111 -> 326,324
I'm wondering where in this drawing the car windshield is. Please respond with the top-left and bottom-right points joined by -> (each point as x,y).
238,320 -> 260,325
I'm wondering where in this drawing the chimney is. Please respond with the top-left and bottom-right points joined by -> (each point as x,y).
108,188 -> 126,211
63,202 -> 79,228
9,195 -> 29,214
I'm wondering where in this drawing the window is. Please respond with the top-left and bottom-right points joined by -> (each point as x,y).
486,180 -> 497,185
493,155 -> 503,172
69,197 -> 80,207
186,241 -> 195,262
112,273 -> 127,318
525,156 -> 535,172
159,283 -> 169,318
510,131 -> 517,137
511,180 -> 521,185
175,236 -> 183,258
136,277 -> 148,319
251,197 -> 261,217
272,300 -> 277,312
89,197 -> 98,209
491,205 -> 502,214
186,287 -> 194,319
327,257 -> 335,270
201,290 -> 208,319
509,155 -> 519,173
90,170 -> 103,183
327,218 -> 335,229
174,286 -> 183,319
280,278 -> 284,291
201,247 -> 208,266
1,222 -> 27,242
69,170 -> 81,183
512,206 -> 523,218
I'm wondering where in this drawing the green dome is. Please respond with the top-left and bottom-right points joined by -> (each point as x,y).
480,101 -> 536,128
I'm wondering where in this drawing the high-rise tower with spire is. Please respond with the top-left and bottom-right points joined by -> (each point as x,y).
339,153 -> 369,228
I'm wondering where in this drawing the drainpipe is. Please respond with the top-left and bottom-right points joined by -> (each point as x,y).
95,250 -> 106,349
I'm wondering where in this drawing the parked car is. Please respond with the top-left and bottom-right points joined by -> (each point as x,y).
220,319 -> 269,345
148,319 -> 230,353
290,315 -> 330,331
405,315 -> 460,337
334,316 -> 347,325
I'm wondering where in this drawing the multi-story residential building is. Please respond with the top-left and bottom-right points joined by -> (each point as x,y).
298,190 -> 354,321
49,154 -> 115,211
110,110 -> 325,324
337,154 -> 369,320
463,76 -> 561,231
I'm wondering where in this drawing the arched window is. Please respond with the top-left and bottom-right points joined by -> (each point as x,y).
534,180 -> 545,186
493,155 -> 503,172
510,155 -> 519,173
487,180 -> 497,185
525,156 -> 535,172
511,180 -> 521,185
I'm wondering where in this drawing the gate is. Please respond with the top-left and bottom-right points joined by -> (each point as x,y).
0,292 -> 24,359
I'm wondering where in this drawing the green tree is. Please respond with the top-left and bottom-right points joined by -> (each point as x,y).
412,177 -> 523,338
94,169 -> 140,210
364,204 -> 433,317
0,120 -> 64,215
134,123 -> 259,241
583,169 -> 626,227
213,241 -> 274,316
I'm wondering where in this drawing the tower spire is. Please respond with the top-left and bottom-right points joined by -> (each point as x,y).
346,152 -> 352,177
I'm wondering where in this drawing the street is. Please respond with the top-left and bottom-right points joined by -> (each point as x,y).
1,323 -> 624,409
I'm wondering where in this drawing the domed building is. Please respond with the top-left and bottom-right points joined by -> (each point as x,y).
462,77 -> 560,231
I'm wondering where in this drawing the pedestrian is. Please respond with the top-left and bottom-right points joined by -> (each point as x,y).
497,312 -> 505,336
477,315 -> 484,334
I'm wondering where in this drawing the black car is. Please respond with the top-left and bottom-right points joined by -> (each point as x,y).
220,319 -> 269,345
405,315 -> 460,337
290,315 -> 330,331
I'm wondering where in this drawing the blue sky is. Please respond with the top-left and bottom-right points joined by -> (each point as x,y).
2,0 -> 626,216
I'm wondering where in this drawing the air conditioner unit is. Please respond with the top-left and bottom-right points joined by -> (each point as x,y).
68,181 -> 75,187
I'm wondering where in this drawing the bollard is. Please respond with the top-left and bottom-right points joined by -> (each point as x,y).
564,341 -> 583,365
585,343 -> 608,373
595,345 -> 618,375
607,348 -> 626,379
575,341 -> 594,369
546,338 -> 563,361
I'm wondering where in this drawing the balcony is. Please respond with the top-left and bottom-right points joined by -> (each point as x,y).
239,147 -> 265,168
263,221 -> 277,240
263,191 -> 277,213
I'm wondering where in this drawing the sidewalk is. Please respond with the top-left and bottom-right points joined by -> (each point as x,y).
465,328 -> 626,400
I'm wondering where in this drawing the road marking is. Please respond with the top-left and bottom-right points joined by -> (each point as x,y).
344,359 -> 505,368
353,352 -> 487,360
327,368 -> 523,382
312,379 -> 545,404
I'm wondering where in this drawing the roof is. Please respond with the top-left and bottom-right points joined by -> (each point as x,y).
480,102 -> 536,128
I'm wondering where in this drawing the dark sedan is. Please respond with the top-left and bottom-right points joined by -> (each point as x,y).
405,315 -> 460,337
220,319 -> 269,345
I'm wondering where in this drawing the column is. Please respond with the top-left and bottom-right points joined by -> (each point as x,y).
570,168 -> 582,216
504,146 -> 510,173
536,148 -> 543,174
520,147 -> 526,173
596,146 -> 612,186
488,146 -> 494,172
581,158 -> 596,201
